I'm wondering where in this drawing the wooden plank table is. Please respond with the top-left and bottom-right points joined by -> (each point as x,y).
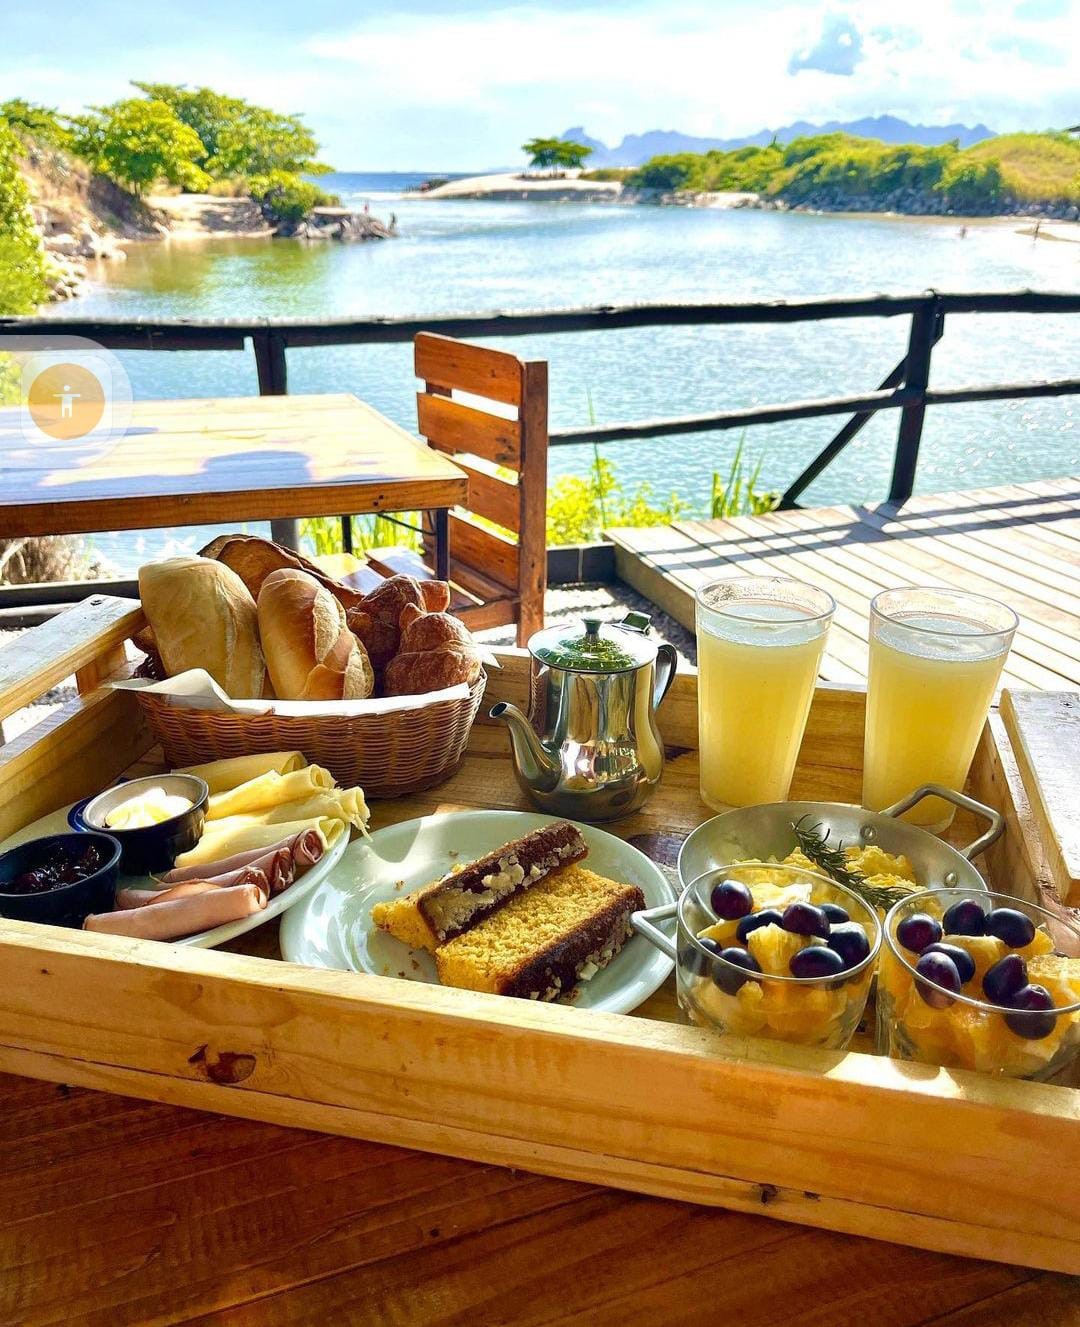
608,478 -> 1080,691
0,393 -> 468,575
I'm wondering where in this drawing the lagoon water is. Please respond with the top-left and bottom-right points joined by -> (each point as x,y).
56,171 -> 1079,571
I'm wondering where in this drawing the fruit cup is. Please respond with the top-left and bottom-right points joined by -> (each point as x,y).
878,889 -> 1080,1080
632,862 -> 881,1050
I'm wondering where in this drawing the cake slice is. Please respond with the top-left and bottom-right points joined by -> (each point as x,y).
435,864 -> 645,1001
371,821 -> 588,952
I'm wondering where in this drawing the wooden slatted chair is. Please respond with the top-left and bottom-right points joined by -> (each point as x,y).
364,333 -> 549,645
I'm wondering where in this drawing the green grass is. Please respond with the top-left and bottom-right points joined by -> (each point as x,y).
964,132 -> 1080,205
627,130 -> 1080,212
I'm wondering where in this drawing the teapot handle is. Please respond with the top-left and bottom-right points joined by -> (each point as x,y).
654,643 -> 678,710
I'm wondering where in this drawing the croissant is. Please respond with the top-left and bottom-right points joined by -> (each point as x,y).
346,574 -> 451,669
384,607 -> 482,696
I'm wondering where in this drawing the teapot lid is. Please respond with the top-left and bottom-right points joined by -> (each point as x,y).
529,613 -> 658,672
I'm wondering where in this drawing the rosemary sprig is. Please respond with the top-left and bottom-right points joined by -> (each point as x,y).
790,816 -> 916,911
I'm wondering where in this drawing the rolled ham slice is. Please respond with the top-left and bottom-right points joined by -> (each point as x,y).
159,829 -> 323,895
116,881 -> 221,909
174,816 -> 340,869
116,867 -> 270,910
84,883 -> 267,941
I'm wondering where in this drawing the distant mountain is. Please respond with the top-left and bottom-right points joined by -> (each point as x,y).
560,117 -> 997,167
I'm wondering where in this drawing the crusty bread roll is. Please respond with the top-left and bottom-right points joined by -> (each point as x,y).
139,556 -> 265,698
257,569 -> 374,701
345,574 -> 452,669
384,606 -> 482,696
201,533 -> 367,611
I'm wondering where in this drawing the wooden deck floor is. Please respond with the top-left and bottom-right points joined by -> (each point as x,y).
608,478 -> 1080,690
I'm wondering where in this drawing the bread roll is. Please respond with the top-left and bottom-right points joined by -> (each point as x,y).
200,533 -> 366,611
345,574 -> 452,669
258,569 -> 374,701
138,556 -> 265,698
384,608 -> 482,696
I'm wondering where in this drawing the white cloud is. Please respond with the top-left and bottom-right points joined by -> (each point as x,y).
303,0 -> 1080,146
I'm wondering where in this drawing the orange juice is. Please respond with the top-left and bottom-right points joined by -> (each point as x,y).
696,580 -> 833,809
863,593 -> 1016,830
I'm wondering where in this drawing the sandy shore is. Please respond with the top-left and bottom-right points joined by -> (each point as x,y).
146,193 -> 273,239
422,171 -> 623,201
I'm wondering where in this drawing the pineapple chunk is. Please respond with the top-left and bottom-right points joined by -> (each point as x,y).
747,922 -> 808,976
1027,953 -> 1080,1005
943,933 -> 1007,985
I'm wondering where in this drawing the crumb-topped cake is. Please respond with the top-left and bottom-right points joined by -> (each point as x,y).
371,821 -> 587,952
435,864 -> 645,1001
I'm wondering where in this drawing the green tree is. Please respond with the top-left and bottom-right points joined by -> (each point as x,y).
71,98 -> 210,194
0,98 -> 71,149
132,82 -> 330,178
522,137 -> 593,173
555,140 -> 593,170
0,120 -> 48,313
522,137 -> 566,172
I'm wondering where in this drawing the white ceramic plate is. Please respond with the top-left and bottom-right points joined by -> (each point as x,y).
0,803 -> 349,949
279,809 -> 677,1014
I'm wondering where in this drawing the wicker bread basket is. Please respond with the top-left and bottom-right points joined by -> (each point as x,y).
135,673 -> 487,798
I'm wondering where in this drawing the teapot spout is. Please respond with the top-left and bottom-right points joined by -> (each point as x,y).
489,702 -> 560,791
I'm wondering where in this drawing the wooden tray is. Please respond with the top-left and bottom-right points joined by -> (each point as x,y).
0,596 -> 1077,1275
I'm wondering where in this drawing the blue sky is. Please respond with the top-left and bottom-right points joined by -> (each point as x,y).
2,1 -> 1077,169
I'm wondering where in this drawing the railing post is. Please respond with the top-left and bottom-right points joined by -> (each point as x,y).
889,295 -> 942,503
252,329 -> 288,395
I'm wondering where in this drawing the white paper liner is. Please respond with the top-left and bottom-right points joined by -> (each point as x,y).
114,669 -> 474,716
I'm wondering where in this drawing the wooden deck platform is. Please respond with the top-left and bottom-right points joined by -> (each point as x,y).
608,478 -> 1080,691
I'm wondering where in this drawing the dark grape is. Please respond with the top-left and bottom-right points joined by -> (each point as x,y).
710,879 -> 754,921
827,922 -> 871,970
781,901 -> 830,939
682,935 -> 721,976
896,912 -> 943,954
984,907 -> 1036,949
735,907 -> 783,944
821,902 -> 850,925
790,945 -> 846,980
982,953 -> 1028,1005
921,942 -> 976,986
914,951 -> 961,1008
1004,984 -> 1056,1040
711,946 -> 762,995
942,899 -> 986,937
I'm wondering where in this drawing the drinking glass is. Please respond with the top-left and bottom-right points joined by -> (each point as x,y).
695,577 -> 834,809
863,588 -> 1018,832
878,889 -> 1080,1080
633,863 -> 881,1050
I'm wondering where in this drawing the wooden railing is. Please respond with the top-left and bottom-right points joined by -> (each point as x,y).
3,289 -> 1079,510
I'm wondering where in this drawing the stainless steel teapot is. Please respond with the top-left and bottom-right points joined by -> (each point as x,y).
491,613 -> 678,822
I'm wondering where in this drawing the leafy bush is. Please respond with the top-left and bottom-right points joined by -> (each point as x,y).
0,121 -> 48,313
939,158 -> 1004,212
547,452 -> 686,545
628,153 -> 698,190
249,170 -> 337,224
71,98 -> 210,194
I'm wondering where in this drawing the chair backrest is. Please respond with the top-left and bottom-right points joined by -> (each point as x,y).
415,333 -> 548,644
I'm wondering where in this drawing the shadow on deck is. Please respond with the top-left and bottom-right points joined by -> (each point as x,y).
606,478 -> 1080,690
